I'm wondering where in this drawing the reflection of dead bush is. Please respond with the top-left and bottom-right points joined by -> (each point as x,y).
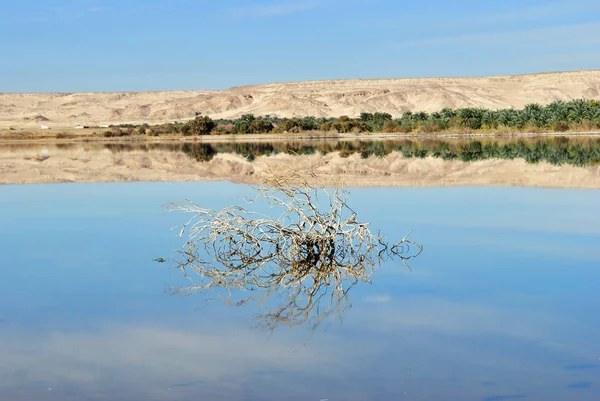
164,171 -> 422,331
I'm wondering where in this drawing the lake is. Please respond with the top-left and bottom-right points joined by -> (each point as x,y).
1,182 -> 600,400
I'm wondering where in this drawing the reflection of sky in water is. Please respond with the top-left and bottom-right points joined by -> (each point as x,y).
1,183 -> 599,401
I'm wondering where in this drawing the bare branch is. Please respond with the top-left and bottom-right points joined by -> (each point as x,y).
163,172 -> 422,331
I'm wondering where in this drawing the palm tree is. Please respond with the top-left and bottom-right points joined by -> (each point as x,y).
546,100 -> 569,122
440,108 -> 455,121
568,99 -> 592,123
457,108 -> 484,130
482,110 -> 499,129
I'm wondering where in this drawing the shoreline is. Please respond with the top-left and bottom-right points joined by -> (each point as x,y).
2,130 -> 600,145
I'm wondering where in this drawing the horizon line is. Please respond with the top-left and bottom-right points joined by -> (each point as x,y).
1,69 -> 599,96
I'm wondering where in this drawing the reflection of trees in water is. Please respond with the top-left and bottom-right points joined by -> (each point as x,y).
227,142 -> 276,161
55,143 -> 77,150
172,137 -> 600,167
77,136 -> 600,167
104,143 -> 154,153
162,173 -> 422,331
181,143 -> 216,162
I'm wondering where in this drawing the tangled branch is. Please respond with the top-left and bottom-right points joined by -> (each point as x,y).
163,172 -> 422,331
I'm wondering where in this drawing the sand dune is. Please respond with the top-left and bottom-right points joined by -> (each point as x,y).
2,70 -> 600,129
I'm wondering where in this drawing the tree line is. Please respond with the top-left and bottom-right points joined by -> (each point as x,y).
123,99 -> 600,137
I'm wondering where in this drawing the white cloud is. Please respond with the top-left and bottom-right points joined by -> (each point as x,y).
233,0 -> 318,17
0,323 -> 344,399
351,297 -> 586,352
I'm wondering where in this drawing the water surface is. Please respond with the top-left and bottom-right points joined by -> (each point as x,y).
1,183 -> 599,400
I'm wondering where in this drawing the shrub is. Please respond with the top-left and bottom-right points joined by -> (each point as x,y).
332,116 -> 368,133
419,122 -> 443,134
381,120 -> 401,133
319,121 -> 334,132
180,125 -> 192,136
103,128 -> 131,137
274,119 -> 301,133
397,122 -> 414,133
182,116 -> 215,135
249,119 -> 274,133
213,123 -> 235,135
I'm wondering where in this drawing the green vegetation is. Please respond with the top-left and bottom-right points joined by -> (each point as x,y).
103,128 -> 133,137
103,137 -> 600,167
180,116 -> 215,136
140,99 -> 600,137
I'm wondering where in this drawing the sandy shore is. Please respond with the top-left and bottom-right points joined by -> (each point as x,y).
1,145 -> 599,188
2,130 -> 600,146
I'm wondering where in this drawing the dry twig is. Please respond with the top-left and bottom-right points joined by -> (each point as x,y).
164,171 -> 422,331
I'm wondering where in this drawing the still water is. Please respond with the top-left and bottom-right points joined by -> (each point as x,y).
1,183 -> 599,401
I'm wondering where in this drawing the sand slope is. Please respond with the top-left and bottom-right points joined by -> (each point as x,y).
1,145 -> 599,188
2,70 -> 600,129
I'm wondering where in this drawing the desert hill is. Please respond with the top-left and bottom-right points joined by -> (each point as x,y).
2,70 -> 600,129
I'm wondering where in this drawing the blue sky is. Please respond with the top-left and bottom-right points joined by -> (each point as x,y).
1,0 -> 599,92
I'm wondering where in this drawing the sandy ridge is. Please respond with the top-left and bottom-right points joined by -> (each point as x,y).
2,70 -> 600,129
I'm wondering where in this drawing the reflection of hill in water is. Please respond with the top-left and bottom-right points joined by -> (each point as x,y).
3,138 -> 600,187
7,137 -> 600,167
